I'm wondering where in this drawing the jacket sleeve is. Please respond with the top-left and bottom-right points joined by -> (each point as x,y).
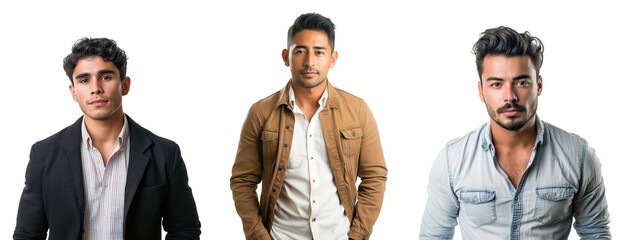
163,144 -> 202,240
13,144 -> 49,240
572,146 -> 611,239
230,106 -> 272,240
419,147 -> 459,240
348,103 -> 387,240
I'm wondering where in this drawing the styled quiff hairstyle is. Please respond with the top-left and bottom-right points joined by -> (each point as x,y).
287,13 -> 336,50
63,37 -> 128,84
472,26 -> 544,81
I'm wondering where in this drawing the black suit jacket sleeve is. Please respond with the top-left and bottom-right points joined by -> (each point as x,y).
163,144 -> 201,239
14,144 -> 49,240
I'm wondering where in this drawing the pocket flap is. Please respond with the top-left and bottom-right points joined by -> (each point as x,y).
261,131 -> 278,141
459,190 -> 496,204
340,127 -> 363,139
536,186 -> 575,201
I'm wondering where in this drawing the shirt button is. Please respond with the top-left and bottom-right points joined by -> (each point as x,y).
514,196 -> 518,201
119,147 -> 124,152
312,200 -> 316,204
105,183 -> 108,188
312,218 -> 316,222
310,156 -> 314,160
309,134 -> 313,138
312,179 -> 316,183
512,225 -> 517,230
102,211 -> 106,216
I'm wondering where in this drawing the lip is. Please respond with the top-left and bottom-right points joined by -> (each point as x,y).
501,109 -> 521,117
89,99 -> 108,106
301,71 -> 317,77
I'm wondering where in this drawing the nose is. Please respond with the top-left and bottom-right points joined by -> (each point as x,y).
304,51 -> 315,67
90,78 -> 103,95
504,83 -> 518,103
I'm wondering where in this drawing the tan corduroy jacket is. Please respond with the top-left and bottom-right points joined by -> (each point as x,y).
230,80 -> 387,240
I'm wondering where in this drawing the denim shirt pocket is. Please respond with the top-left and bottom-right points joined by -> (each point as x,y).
534,186 -> 575,224
458,189 -> 497,226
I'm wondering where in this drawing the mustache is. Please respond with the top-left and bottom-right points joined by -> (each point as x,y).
300,67 -> 319,73
497,102 -> 526,113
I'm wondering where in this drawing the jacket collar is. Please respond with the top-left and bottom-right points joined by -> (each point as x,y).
481,115 -> 546,151
276,79 -> 340,110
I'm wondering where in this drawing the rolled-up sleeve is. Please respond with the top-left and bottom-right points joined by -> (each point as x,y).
573,146 -> 611,239
419,147 -> 459,240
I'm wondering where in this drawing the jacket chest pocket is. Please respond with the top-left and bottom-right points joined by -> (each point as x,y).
340,127 -> 362,162
458,190 -> 497,226
534,186 -> 575,224
261,130 -> 279,165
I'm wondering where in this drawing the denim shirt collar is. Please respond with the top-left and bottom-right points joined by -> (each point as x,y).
481,115 -> 545,152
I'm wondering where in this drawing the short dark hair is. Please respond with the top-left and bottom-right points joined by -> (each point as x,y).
287,13 -> 335,50
473,26 -> 544,81
63,37 -> 128,84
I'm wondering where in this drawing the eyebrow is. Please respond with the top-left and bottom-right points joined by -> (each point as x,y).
74,69 -> 117,80
294,45 -> 327,50
485,74 -> 532,82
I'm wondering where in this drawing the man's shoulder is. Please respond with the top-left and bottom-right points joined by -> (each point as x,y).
444,123 -> 488,153
32,117 -> 82,151
542,120 -> 588,146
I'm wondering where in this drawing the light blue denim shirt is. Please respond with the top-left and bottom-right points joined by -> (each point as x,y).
419,118 -> 610,240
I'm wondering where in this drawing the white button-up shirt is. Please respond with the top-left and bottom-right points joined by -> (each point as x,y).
81,116 -> 129,240
271,86 -> 350,240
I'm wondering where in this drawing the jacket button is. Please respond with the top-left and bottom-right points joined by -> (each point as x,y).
272,188 -> 276,192
285,125 -> 290,129
284,144 -> 288,148
278,167 -> 282,171
352,132 -> 355,136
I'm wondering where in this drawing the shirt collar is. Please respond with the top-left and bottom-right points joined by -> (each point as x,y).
288,84 -> 328,114
481,115 -> 545,151
81,115 -> 130,150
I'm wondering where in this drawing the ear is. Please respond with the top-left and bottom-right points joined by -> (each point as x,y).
537,75 -> 543,96
282,49 -> 290,66
330,51 -> 338,68
477,81 -> 485,102
69,84 -> 78,102
122,77 -> 131,96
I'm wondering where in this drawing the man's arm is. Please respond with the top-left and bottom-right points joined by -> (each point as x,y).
572,146 -> 611,239
419,147 -> 459,240
230,107 -> 271,240
163,144 -> 202,240
348,103 -> 387,240
14,145 -> 48,240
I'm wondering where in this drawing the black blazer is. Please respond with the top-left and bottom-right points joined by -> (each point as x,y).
14,116 -> 201,240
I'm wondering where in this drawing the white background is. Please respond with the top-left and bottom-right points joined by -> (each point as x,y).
1,0 -> 628,239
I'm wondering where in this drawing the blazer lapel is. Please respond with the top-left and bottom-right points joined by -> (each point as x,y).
60,117 -> 86,218
124,116 -> 152,218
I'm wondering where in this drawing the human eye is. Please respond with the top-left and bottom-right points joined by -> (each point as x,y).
316,50 -> 325,55
489,82 -> 501,88
101,75 -> 112,81
516,80 -> 530,87
78,78 -> 89,84
294,49 -> 305,54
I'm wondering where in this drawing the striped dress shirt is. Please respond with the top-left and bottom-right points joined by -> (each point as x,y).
80,116 -> 130,240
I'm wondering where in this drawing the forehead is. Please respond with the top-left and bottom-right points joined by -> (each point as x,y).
73,56 -> 119,76
290,29 -> 331,48
481,55 -> 535,77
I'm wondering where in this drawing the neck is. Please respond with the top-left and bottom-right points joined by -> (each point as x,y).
490,115 -> 537,148
291,79 -> 327,107
84,109 -> 125,146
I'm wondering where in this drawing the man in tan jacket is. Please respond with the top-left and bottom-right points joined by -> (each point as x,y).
230,13 -> 387,240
